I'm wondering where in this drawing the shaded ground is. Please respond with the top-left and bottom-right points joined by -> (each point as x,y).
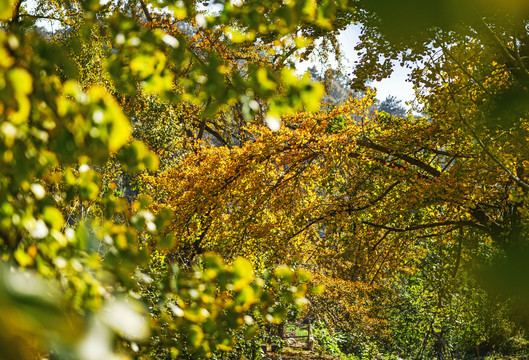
265,347 -> 339,360
263,323 -> 340,359
265,348 -> 339,359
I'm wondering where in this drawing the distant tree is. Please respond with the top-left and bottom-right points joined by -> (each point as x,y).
378,95 -> 407,117
308,67 -> 356,105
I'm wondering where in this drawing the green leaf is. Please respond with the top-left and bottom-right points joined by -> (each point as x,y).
256,68 -> 277,92
269,306 -> 287,324
203,252 -> 223,270
8,68 -> 33,95
75,222 -> 92,251
232,257 -> 254,290
187,325 -> 204,349
77,170 -> 100,201
243,324 -> 258,340
158,234 -> 176,250
274,265 -> 294,283
0,0 -> 15,21
296,268 -> 312,282
234,286 -> 256,310
310,284 -> 325,295
43,207 -> 65,230
87,86 -> 131,152
7,68 -> 33,124
117,140 -> 159,172
14,247 -> 34,267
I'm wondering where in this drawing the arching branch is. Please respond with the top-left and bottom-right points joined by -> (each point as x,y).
363,220 -> 486,232
356,137 -> 442,177
139,0 -> 153,22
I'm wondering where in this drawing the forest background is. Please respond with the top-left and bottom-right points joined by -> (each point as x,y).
2,0 -> 529,359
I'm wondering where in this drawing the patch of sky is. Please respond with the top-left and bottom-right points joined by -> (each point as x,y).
295,24 -> 415,106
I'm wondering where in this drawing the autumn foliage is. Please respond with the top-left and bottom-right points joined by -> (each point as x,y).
3,0 -> 529,359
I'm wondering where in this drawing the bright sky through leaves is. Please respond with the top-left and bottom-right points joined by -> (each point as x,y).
296,24 -> 415,104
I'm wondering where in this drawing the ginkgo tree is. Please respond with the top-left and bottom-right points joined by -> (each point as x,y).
141,3 -> 529,356
4,0 -> 529,358
137,0 -> 529,356
351,0 -> 529,326
0,0 -> 350,359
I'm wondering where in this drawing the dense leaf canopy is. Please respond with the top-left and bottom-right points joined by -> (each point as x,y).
2,0 -> 529,359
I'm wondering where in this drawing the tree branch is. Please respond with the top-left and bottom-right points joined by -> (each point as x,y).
139,0 -> 153,22
19,13 -> 65,23
363,220 -> 486,232
197,97 -> 213,140
435,38 -> 492,96
348,181 -> 401,212
456,109 -> 529,192
204,124 -> 230,147
356,137 -> 442,177
273,45 -> 298,68
478,17 -> 529,82
287,216 -> 325,242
